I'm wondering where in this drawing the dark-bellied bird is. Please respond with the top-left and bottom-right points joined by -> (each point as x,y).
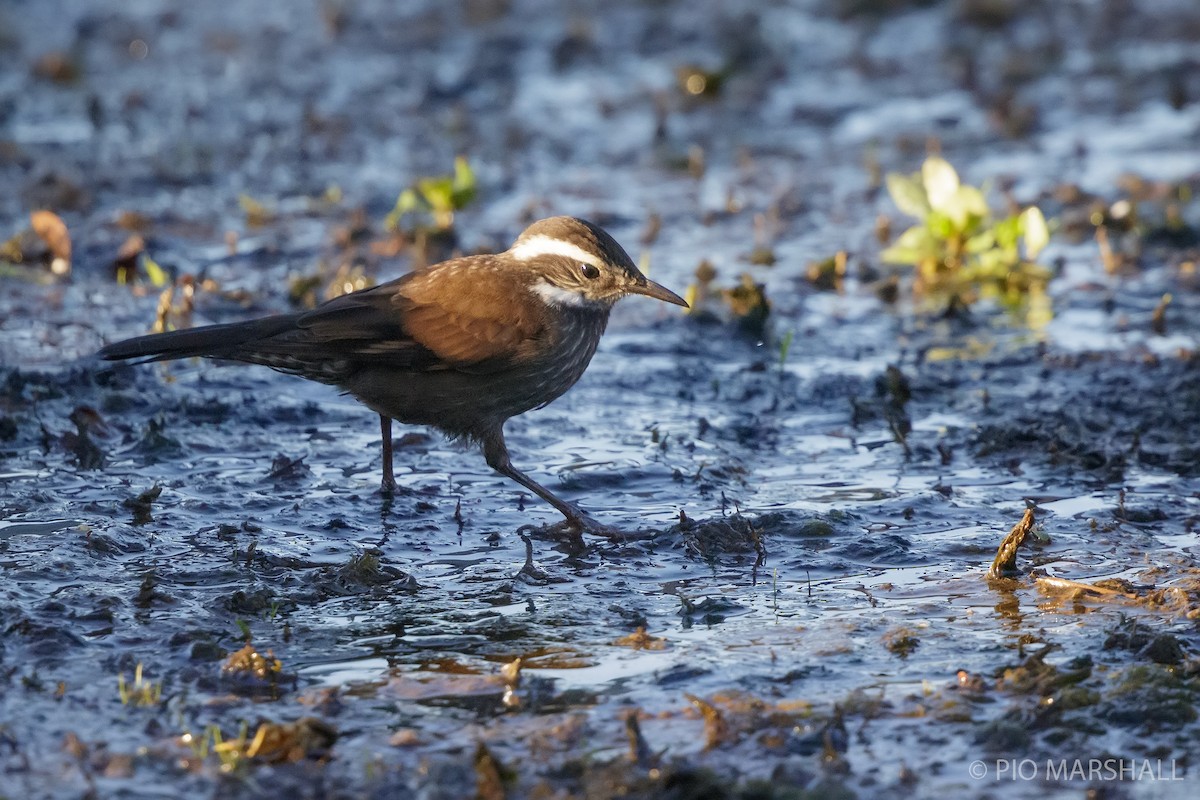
98,216 -> 688,535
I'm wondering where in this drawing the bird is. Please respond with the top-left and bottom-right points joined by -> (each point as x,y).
98,216 -> 688,536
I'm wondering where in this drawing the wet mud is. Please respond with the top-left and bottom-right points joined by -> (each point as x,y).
2,1 -> 1200,798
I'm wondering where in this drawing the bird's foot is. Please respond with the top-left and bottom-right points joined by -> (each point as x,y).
379,476 -> 399,497
520,511 -> 655,544
516,532 -> 554,582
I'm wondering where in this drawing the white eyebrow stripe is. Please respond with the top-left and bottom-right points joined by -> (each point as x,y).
509,235 -> 603,267
531,280 -> 591,307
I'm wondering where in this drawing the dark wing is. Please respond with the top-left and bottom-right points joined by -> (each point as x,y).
98,316 -> 301,362
283,275 -> 442,372
98,290 -> 437,379
99,257 -> 547,381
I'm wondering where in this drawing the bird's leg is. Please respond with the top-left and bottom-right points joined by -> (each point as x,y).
379,415 -> 398,495
481,431 -> 586,526
481,431 -> 648,541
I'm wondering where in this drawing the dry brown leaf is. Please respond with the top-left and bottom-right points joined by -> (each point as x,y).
222,642 -> 282,679
31,209 -> 71,274
245,717 -> 337,762
613,626 -> 668,651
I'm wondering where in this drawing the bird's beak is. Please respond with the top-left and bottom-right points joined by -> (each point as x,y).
631,277 -> 689,308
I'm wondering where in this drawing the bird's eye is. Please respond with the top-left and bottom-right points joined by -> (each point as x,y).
579,263 -> 601,280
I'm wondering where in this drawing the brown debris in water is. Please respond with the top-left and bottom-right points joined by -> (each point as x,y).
639,212 -> 662,245
64,406 -> 106,470
685,258 -> 718,315
679,513 -> 765,560
667,691 -> 827,761
113,234 -> 145,282
806,250 -> 848,292
150,275 -> 196,333
996,649 -> 1092,696
1037,575 -> 1136,601
988,507 -> 1036,579
474,742 -> 509,800
122,485 -> 162,526
61,731 -> 136,780
624,711 -> 659,768
30,210 -> 71,275
1151,292 -> 1172,335
500,657 -> 522,709
222,642 -> 283,681
382,657 -> 536,706
1036,572 -> 1200,618
245,717 -> 337,763
723,273 -> 771,337
882,626 -> 921,658
685,693 -> 734,750
32,52 -> 81,83
613,627 -> 667,651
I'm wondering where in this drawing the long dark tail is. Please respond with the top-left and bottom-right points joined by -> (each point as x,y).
98,316 -> 301,364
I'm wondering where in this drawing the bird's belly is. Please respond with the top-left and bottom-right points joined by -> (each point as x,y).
346,322 -> 601,440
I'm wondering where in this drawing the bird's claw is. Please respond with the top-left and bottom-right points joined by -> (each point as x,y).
519,511 -> 654,544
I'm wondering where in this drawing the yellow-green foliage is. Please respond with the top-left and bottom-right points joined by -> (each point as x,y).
385,156 -> 477,232
117,662 -> 162,707
181,722 -> 251,773
882,156 -> 1050,316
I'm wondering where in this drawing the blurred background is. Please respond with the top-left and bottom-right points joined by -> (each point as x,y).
4,0 -> 1200,354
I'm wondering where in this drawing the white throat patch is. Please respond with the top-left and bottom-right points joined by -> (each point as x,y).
510,235 -> 603,269
531,280 -> 591,308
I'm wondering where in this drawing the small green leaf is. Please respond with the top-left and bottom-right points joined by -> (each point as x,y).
922,157 -> 960,213
397,188 -> 422,215
965,230 -> 996,253
1021,206 -> 1050,259
451,155 -> 476,208
778,329 -> 794,370
419,178 -> 455,214
386,158 -> 478,232
974,249 -> 1005,276
926,211 -> 958,240
385,188 -> 422,230
881,225 -> 935,265
885,172 -> 930,219
947,185 -> 988,231
992,215 -> 1022,250
876,155 -> 1054,323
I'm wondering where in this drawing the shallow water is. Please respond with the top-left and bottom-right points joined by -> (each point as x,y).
3,1 -> 1200,798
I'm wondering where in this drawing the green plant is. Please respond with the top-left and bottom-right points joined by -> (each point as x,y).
180,722 -> 251,773
881,156 -> 1050,315
777,329 -> 794,372
385,156 -> 476,232
117,662 -> 162,707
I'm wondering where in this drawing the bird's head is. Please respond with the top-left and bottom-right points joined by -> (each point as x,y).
508,217 -> 688,310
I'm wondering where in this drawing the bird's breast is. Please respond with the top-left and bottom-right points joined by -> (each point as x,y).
519,307 -> 608,404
